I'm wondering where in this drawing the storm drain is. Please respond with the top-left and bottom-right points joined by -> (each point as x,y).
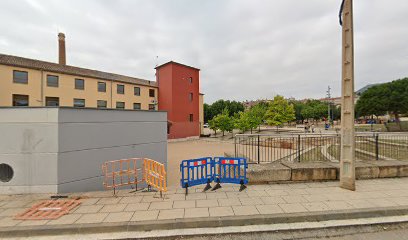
15,199 -> 81,220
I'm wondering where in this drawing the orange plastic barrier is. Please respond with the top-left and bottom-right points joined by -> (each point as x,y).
102,158 -> 143,194
143,158 -> 167,195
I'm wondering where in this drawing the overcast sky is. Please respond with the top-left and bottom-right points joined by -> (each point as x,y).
1,0 -> 407,103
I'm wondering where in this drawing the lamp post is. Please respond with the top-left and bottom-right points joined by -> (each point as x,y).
339,0 -> 356,191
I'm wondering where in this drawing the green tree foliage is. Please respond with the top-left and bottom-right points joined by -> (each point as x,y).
356,78 -> 408,125
214,108 -> 235,136
204,100 -> 245,122
356,85 -> 388,118
234,111 -> 251,133
247,103 -> 267,132
265,96 -> 295,128
208,118 -> 219,136
301,100 -> 328,121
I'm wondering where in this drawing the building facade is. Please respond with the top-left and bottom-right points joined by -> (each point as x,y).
0,33 -> 203,139
156,62 -> 202,139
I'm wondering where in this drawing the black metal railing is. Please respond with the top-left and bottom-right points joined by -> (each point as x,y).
234,132 -> 408,164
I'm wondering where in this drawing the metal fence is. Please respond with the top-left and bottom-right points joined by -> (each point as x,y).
234,132 -> 408,164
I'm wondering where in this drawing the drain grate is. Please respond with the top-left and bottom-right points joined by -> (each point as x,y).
15,199 -> 81,220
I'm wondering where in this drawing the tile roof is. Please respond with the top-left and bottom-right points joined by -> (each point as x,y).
0,53 -> 157,87
155,61 -> 200,71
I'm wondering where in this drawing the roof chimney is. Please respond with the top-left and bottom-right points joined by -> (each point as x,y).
58,32 -> 66,65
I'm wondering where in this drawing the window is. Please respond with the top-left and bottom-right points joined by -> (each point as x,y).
134,87 -> 140,96
13,70 -> 28,84
133,103 -> 141,110
116,102 -> 125,109
148,104 -> 156,111
189,114 -> 194,122
149,89 -> 155,97
117,84 -> 125,94
73,98 -> 85,107
188,77 -> 193,84
12,94 -> 29,106
75,79 -> 84,90
47,75 -> 59,87
98,82 -> 106,92
45,97 -> 59,106
189,93 -> 193,102
97,100 -> 107,108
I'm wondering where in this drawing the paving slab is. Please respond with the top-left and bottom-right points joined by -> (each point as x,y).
279,203 -> 308,213
256,204 -> 284,214
218,198 -> 242,207
119,196 -> 143,204
149,201 -> 173,210
47,214 -> 82,225
239,197 -> 263,206
209,206 -> 234,217
130,210 -> 159,221
99,204 -> 127,213
125,203 -> 150,211
75,213 -> 108,224
232,205 -> 259,216
184,208 -> 209,218
158,209 -> 184,220
103,212 -> 133,223
74,205 -> 103,214
196,199 -> 218,208
173,200 -> 195,209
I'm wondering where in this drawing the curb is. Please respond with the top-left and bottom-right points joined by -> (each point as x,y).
1,206 -> 408,238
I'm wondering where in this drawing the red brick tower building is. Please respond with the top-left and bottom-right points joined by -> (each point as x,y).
155,61 -> 201,139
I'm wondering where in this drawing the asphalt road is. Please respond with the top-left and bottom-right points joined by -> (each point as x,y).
150,226 -> 408,240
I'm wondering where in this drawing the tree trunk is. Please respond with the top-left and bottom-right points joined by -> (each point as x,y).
395,113 -> 402,131
222,131 -> 225,136
250,128 -> 253,134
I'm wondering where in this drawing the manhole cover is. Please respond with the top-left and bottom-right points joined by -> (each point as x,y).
15,199 -> 81,220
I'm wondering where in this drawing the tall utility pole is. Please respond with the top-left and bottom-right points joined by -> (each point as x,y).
340,0 -> 356,191
327,86 -> 331,123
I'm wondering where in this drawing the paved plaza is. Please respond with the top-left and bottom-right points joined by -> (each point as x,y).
0,177 -> 407,231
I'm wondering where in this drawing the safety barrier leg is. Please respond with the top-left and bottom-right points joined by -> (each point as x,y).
239,179 -> 247,192
203,179 -> 212,192
211,178 -> 221,191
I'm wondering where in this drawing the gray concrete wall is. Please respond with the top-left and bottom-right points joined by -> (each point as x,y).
57,108 -> 167,193
0,107 -> 167,194
0,108 -> 59,194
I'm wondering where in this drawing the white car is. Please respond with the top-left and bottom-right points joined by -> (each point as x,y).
203,123 -> 209,128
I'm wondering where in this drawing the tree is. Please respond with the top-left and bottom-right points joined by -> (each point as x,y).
355,78 -> 408,129
234,111 -> 251,133
248,103 -> 267,132
386,78 -> 408,125
355,84 -> 388,118
204,100 -> 245,123
265,95 -> 295,131
301,100 -> 327,122
208,118 -> 219,136
214,108 -> 234,136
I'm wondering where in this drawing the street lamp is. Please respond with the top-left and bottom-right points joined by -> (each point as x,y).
339,0 -> 356,191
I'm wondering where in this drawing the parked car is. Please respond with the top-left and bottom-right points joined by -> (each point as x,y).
203,123 -> 209,128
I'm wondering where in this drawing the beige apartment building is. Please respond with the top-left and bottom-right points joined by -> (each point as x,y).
0,33 -> 158,110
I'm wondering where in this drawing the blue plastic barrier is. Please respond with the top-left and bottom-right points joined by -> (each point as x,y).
180,157 -> 248,194
180,157 -> 213,194
212,157 -> 248,191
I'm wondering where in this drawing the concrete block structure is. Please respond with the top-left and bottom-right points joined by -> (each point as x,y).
0,107 -> 167,194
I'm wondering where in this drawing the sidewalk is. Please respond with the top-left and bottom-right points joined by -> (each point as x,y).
1,178 -> 408,238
